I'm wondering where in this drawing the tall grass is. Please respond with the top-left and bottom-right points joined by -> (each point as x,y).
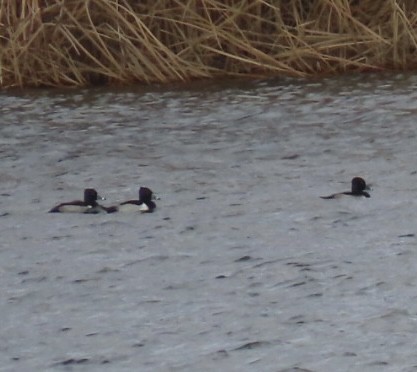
1,0 -> 417,87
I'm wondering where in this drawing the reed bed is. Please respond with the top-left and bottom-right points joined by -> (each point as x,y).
1,0 -> 417,87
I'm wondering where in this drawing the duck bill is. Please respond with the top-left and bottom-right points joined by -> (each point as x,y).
97,194 -> 106,201
152,193 -> 161,200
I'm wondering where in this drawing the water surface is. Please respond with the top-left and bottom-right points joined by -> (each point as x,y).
1,73 -> 417,371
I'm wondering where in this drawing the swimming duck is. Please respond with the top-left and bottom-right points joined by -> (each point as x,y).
113,187 -> 157,213
320,177 -> 371,199
49,188 -> 109,213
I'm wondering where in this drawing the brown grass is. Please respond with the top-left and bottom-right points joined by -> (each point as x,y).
1,0 -> 417,87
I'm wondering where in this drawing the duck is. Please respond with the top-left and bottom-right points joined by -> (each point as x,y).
320,177 -> 371,199
49,188 -> 109,213
111,187 -> 157,213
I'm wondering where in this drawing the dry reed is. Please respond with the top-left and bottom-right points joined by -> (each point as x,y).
1,0 -> 417,87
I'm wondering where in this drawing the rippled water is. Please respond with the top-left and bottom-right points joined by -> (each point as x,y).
1,73 -> 417,371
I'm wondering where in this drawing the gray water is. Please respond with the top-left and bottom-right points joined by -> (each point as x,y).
1,73 -> 417,371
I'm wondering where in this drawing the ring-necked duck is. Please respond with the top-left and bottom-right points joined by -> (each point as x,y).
112,187 -> 158,213
320,177 -> 371,199
49,188 -> 109,213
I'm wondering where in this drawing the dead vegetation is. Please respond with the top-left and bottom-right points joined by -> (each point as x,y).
1,0 -> 417,87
